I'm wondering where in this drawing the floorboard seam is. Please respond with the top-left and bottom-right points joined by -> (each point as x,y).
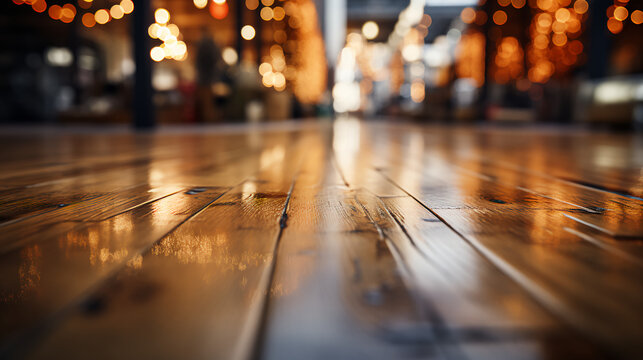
370,195 -> 469,360
375,169 -> 617,355
0,185 -> 238,360
247,172 -> 298,360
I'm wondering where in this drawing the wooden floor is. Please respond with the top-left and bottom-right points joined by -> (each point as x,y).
0,119 -> 642,359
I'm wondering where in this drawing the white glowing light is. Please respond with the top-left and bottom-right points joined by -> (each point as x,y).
46,47 -> 73,67
193,0 -> 207,9
150,47 -> 165,62
154,8 -> 170,24
332,82 -> 361,113
402,44 -> 422,62
594,82 -> 634,104
222,47 -> 238,65
241,25 -> 256,40
362,21 -> 379,40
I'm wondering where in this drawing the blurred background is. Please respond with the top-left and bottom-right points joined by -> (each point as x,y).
0,0 -> 642,128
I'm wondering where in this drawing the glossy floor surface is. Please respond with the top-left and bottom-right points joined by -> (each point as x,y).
0,119 -> 642,359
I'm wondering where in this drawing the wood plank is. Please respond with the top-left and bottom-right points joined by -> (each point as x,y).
377,165 -> 643,357
0,138 -> 180,184
261,154 -> 435,359
0,121 -> 640,359
334,121 -> 640,357
330,120 -> 607,357
450,157 -> 643,239
0,139 -> 254,224
371,136 -> 643,241
0,138 -> 279,252
13,130 -> 318,359
0,187 -> 229,356
0,126 -> 308,188
0,184 -> 184,254
21,179 -> 289,360
361,193 -> 558,330
376,124 -> 643,197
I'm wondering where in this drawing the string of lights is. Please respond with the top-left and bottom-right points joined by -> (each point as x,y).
149,8 -> 187,62
12,0 -> 326,101
186,0 -> 326,101
607,0 -> 643,34
12,0 -> 133,27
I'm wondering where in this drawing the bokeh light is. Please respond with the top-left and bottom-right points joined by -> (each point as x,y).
246,0 -> 259,10
95,9 -> 109,24
361,21 -> 379,40
150,47 -> 165,62
148,23 -> 160,38
460,7 -> 475,24
273,6 -> 285,21
273,72 -> 286,88
222,47 -> 238,65
259,62 -> 272,75
120,0 -> 133,14
194,0 -> 207,9
155,8 -> 170,25
110,5 -> 124,20
511,0 -> 526,9
632,10 -> 643,25
210,1 -> 229,19
241,25 -> 256,40
411,81 -> 425,103
554,8 -> 570,22
607,17 -> 623,34
31,0 -> 46,13
48,5 -> 62,19
167,24 -> 180,37
260,7 -> 273,21
573,0 -> 588,14
493,10 -> 507,25
82,12 -> 96,27
613,7 -> 628,22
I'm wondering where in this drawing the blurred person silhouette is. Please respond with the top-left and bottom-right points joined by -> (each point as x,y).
195,26 -> 222,122
227,49 -> 262,121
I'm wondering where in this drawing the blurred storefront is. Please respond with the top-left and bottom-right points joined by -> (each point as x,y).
333,0 -> 643,128
0,0 -> 327,125
1,0 -> 642,128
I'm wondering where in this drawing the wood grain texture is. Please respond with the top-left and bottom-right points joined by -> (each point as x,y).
262,157 -> 432,360
20,131 -> 314,360
0,120 -> 640,359
0,187 -> 229,356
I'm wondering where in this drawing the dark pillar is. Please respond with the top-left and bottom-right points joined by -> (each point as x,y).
133,0 -> 155,129
255,2 -> 262,59
236,0 -> 243,58
70,16 -> 81,107
479,0 -> 493,120
586,0 -> 611,79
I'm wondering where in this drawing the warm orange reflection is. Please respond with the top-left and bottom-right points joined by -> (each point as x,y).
48,4 -> 61,19
632,10 -> 643,24
81,12 -> 96,27
31,0 -> 46,13
493,10 -> 508,25
493,37 -> 524,83
461,7 -> 476,24
94,9 -> 110,24
1,245 -> 41,303
607,17 -> 623,34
